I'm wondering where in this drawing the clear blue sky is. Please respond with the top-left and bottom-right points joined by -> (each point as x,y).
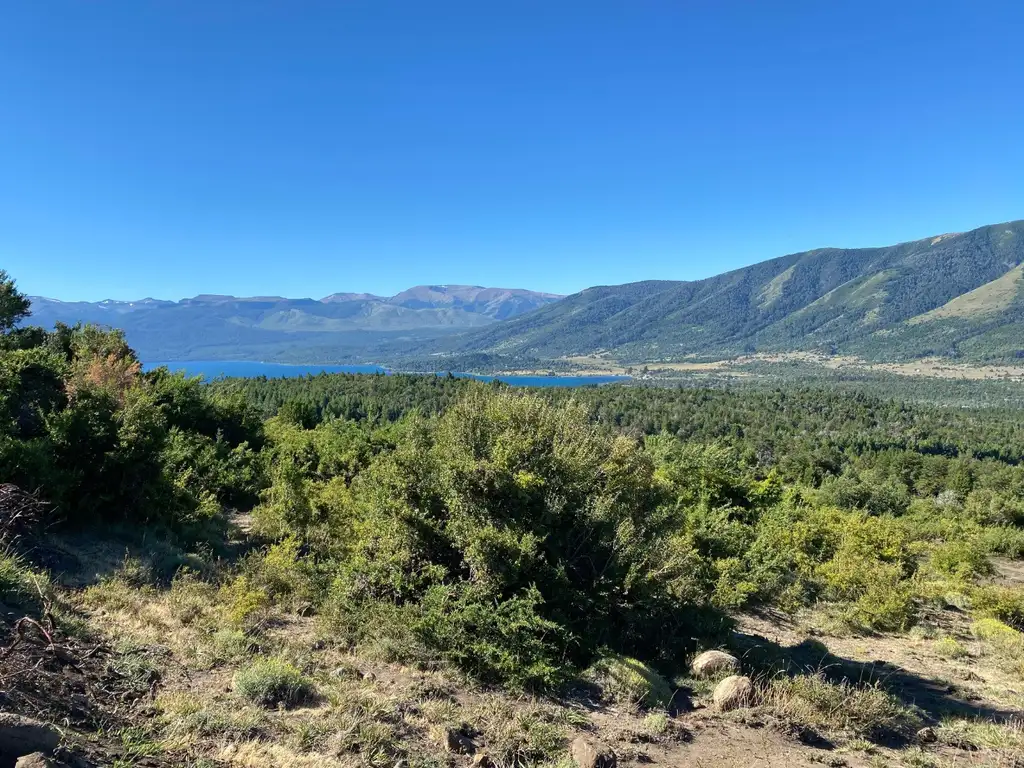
2,1 -> 1022,301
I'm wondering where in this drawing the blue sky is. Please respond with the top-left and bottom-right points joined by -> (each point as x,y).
2,1 -> 1022,301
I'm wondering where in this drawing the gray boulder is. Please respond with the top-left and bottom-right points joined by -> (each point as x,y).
691,650 -> 740,678
712,675 -> 754,711
570,736 -> 616,768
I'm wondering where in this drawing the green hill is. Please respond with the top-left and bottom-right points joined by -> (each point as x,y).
442,220 -> 1024,364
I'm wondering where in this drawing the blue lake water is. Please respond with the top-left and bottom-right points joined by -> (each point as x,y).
144,361 -> 629,388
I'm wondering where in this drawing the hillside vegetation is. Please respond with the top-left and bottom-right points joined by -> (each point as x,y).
440,220 -> 1024,366
2,273 -> 1024,766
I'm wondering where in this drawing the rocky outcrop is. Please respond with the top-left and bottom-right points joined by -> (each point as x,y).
0,714 -> 60,760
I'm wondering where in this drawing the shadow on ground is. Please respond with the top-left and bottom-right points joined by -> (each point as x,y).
730,625 -> 1022,728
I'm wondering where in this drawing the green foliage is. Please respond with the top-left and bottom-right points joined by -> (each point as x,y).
319,391 -> 726,687
8,260 -> 1024,700
233,657 -> 316,708
0,270 -> 31,335
934,636 -> 970,659
971,587 -> 1024,631
0,292 -> 266,535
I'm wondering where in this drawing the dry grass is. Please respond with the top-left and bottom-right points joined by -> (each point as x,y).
64,539 -> 1024,768
910,264 -> 1024,323
936,717 -> 1024,763
758,673 -> 923,738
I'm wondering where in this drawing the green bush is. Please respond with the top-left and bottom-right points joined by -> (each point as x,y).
971,586 -> 1024,631
934,636 -> 970,659
233,658 -> 316,708
322,391 -> 724,687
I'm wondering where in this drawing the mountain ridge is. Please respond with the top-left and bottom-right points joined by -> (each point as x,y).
23,219 -> 1024,367
433,219 -> 1024,365
26,285 -> 563,362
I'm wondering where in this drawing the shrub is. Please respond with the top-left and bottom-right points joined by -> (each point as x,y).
323,391 -> 723,687
233,658 -> 316,708
928,539 -> 993,580
972,618 -> 1024,654
762,673 -> 922,738
971,586 -> 1024,631
414,583 -> 567,690
582,653 -> 674,710
934,636 -> 970,659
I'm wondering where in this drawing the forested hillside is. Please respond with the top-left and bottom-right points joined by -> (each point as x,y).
441,220 -> 1024,365
3,271 -> 1024,766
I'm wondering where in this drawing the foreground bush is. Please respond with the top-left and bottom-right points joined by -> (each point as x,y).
322,391 -> 727,687
234,658 -> 316,708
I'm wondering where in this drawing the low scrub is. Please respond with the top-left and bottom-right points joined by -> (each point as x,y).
761,673 -> 922,738
234,657 -> 317,708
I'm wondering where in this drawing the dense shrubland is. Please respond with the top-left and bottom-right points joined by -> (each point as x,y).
4,269 -> 1024,702
0,274 -> 264,539
198,367 -> 1024,690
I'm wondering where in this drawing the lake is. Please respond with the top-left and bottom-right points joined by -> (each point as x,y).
143,360 -> 630,387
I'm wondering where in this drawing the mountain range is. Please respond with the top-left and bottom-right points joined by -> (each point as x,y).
26,286 -> 561,363
435,219 -> 1024,366
25,219 -> 1024,367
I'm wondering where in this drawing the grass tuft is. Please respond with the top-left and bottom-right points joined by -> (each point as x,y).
234,657 -> 317,708
760,673 -> 922,738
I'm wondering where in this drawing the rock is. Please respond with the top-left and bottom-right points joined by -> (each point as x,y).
917,727 -> 938,744
690,650 -> 740,678
712,675 -> 754,711
570,736 -> 616,768
472,753 -> 492,768
0,715 -> 61,758
16,754 -> 56,768
443,727 -> 476,754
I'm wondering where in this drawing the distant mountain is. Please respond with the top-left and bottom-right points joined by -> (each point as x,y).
26,286 -> 563,362
440,221 -> 1024,365
27,222 -> 1024,369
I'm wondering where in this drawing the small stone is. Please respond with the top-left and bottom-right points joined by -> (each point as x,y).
15,753 -> 56,768
712,675 -> 754,711
917,727 -> 938,744
444,727 -> 476,754
570,736 -> 616,768
690,650 -> 740,678
472,753 -> 492,768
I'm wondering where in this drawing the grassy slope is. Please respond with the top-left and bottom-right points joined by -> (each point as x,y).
7,526 -> 1023,767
